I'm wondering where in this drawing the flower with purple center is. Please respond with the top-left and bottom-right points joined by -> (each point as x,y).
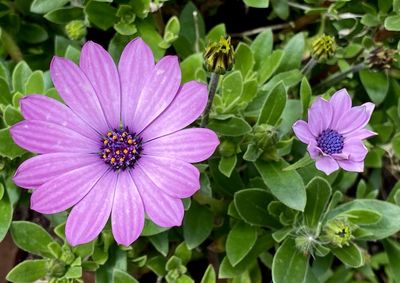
10,38 -> 219,246
292,89 -> 376,175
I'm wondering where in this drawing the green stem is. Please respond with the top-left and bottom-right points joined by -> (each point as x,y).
301,57 -> 317,75
201,73 -> 220,128
1,29 -> 22,62
315,62 -> 366,91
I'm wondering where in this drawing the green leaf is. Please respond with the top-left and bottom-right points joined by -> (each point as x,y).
218,155 -> 237,178
137,18 -> 165,60
283,155 -> 313,171
0,128 -> 26,159
257,82 -> 287,125
359,69 -> 388,105
303,177 -> 331,229
183,201 -> 213,249
85,1 -> 117,30
3,105 -> 23,126
0,194 -> 12,242
208,117 -> 252,136
44,7 -> 84,24
226,222 -> 258,266
385,15 -> 400,31
251,29 -> 273,70
180,53 -> 203,83
383,239 -> 400,283
258,50 -> 284,84
12,61 -> 32,93
331,242 -> 364,268
10,221 -> 55,258
113,269 -> 139,283
221,71 -> 243,108
300,77 -> 311,118
19,23 -> 48,44
243,0 -> 269,8
206,24 -> 226,43
30,0 -> 69,14
65,45 -> 81,64
200,265 -> 216,283
25,70 -> 45,94
141,219 -> 169,236
234,43 -> 255,78
338,209 -> 382,225
0,77 -> 11,105
149,232 -> 169,257
234,188 -> 280,227
272,238 -> 308,283
327,199 -> 400,240
277,33 -> 305,72
255,160 -> 306,211
6,259 -> 49,282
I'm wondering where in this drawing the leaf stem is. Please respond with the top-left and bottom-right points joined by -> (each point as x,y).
201,73 -> 220,127
1,29 -> 22,62
301,58 -> 317,75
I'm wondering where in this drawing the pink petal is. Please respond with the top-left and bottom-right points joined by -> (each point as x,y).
337,160 -> 364,172
112,171 -> 144,246
13,153 -> 99,189
144,128 -> 219,163
342,140 -> 368,162
292,120 -> 315,144
335,105 -> 369,134
131,167 -> 183,227
31,163 -> 107,214
141,81 -> 208,141
80,41 -> 121,129
119,38 -> 154,129
66,170 -> 117,246
329,89 -> 352,129
132,56 -> 181,133
308,97 -> 333,136
10,120 -> 97,154
345,128 -> 377,140
50,56 -> 109,133
138,156 -> 200,198
315,156 -> 339,175
20,95 -> 98,140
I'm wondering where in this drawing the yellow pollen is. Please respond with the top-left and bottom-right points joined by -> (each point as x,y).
128,139 -> 133,144
122,132 -> 127,137
123,149 -> 128,154
102,154 -> 106,159
105,149 -> 110,153
107,131 -> 112,137
111,157 -> 116,163
132,149 -> 137,153
119,157 -> 124,162
103,140 -> 108,145
112,135 -> 117,140
116,150 -> 120,155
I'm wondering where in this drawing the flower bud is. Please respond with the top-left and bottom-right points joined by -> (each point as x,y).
65,20 -> 87,41
322,218 -> 352,247
368,47 -> 397,70
203,36 -> 234,75
253,124 -> 278,149
218,140 -> 236,157
311,34 -> 336,62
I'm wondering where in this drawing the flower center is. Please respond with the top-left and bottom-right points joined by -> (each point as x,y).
99,127 -> 143,170
316,129 -> 344,155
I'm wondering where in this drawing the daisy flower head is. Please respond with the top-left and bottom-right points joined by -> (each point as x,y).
292,89 -> 375,175
11,38 -> 219,246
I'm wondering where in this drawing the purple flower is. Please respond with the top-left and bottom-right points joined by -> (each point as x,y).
11,38 -> 219,246
292,89 -> 375,175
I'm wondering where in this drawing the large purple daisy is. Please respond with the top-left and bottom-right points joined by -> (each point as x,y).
292,89 -> 375,175
11,38 -> 219,246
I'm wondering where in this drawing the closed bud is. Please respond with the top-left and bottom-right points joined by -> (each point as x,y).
203,36 -> 234,75
311,34 -> 336,62
253,124 -> 278,150
218,140 -> 236,157
65,20 -> 87,41
322,218 -> 352,247
368,47 -> 397,70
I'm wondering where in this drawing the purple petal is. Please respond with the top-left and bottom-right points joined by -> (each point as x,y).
20,95 -> 98,140
132,56 -> 181,133
342,140 -> 368,162
66,170 -> 117,246
11,120 -> 97,154
111,171 -> 144,246
119,38 -> 154,129
80,42 -> 121,129
345,128 -> 377,140
308,97 -> 333,136
144,128 -> 219,163
141,81 -> 208,141
50,56 -> 109,133
292,120 -> 315,144
315,156 -> 339,175
363,102 -> 375,117
329,89 -> 352,129
138,156 -> 200,198
335,105 -> 369,134
337,160 -> 364,172
13,153 -> 99,189
31,163 -> 107,214
307,143 -> 320,159
131,167 -> 183,227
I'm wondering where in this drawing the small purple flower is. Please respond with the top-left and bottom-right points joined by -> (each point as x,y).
292,89 -> 375,175
11,38 -> 219,246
